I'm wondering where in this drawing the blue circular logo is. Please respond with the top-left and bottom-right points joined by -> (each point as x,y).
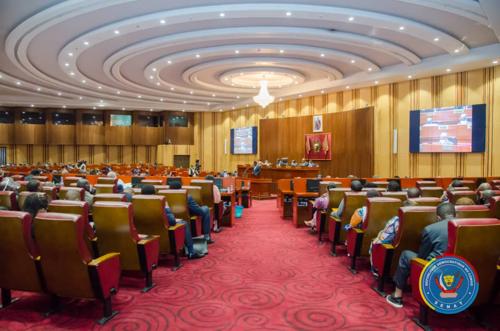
419,254 -> 479,315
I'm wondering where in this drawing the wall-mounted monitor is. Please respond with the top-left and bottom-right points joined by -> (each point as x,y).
110,114 -> 132,127
138,115 -> 163,127
168,114 -> 188,127
21,111 -> 45,124
410,104 -> 486,153
230,126 -> 258,155
82,113 -> 104,126
0,110 -> 14,124
52,112 -> 75,125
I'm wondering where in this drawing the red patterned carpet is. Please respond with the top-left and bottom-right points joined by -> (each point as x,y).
0,200 -> 497,330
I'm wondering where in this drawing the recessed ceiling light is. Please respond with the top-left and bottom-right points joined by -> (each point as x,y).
279,49 -> 284,53
374,81 -> 379,84
236,96 -> 240,99
149,75 -> 154,79
170,87 -> 175,91
81,80 -> 86,84
219,12 -> 225,17
348,16 -> 354,21
149,108 -> 153,111
116,91 -> 120,94
234,50 -> 239,54
183,100 -> 187,104
83,41 -> 89,46
64,63 -> 69,67
30,104 -> 34,107
99,100 -> 104,103
0,74 -> 2,79
492,60 -> 498,64
368,67 -> 373,71
446,68 -> 451,72
57,92 -> 62,96
122,107 -> 126,110
408,75 -> 413,79
434,37 -> 440,42
167,60 -> 172,64
114,30 -> 120,34
320,53 -> 325,57
15,81 -> 21,85
346,86 -> 350,89
160,98 -> 164,101
321,90 -> 325,94
224,77 -> 229,81
160,19 -> 166,24
152,68 -> 157,72
190,91 -> 194,95
36,87 -> 41,91
207,102 -> 210,105
68,52 -> 73,57
79,96 -> 83,100
286,11 -> 292,16
399,26 -> 405,31
246,103 -> 250,106
137,95 -> 142,98
93,106 -> 96,110
219,109 -> 222,112
195,54 -> 200,58
212,94 -> 216,97
156,82 -> 160,86
454,49 -> 460,53
97,86 -> 102,89
69,72 -> 75,76
350,59 -> 356,64
182,109 -> 186,112
299,94 -> 302,97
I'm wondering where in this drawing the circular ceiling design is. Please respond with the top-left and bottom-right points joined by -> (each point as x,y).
0,0 -> 498,112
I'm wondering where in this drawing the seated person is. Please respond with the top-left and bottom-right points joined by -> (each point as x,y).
25,169 -> 41,181
26,180 -> 41,193
344,190 -> 381,231
386,202 -> 456,308
478,190 -> 495,206
369,199 -> 418,276
205,175 -> 222,232
107,171 -> 125,188
65,189 -> 82,201
330,180 -> 363,219
305,183 -> 337,229
440,179 -> 463,202
387,180 -> 401,192
76,178 -> 94,207
290,160 -> 298,167
406,187 -> 421,198
141,185 -> 204,259
364,182 -> 377,189
169,181 -> 214,244
252,161 -> 262,176
22,193 -> 48,219
455,197 -> 475,205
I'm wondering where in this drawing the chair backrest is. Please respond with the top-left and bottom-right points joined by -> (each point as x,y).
328,188 -> 350,209
362,187 -> 386,192
41,185 -> 57,202
95,184 -> 116,194
455,205 -> 492,219
408,197 -> 442,206
420,186 -> 444,198
0,191 -> 18,210
360,197 -> 402,256
16,180 -> 28,192
460,180 -> 476,190
97,177 -> 117,185
141,179 -> 163,185
319,181 -> 342,195
158,189 -> 190,220
34,212 -> 95,298
59,187 -> 85,201
18,191 -> 48,210
191,180 -> 214,207
392,206 -> 437,274
94,193 -> 127,202
416,180 -> 436,188
31,176 -> 48,182
372,181 -> 389,189
132,195 -> 171,254
154,185 -> 170,192
381,191 -> 408,201
448,190 -> 477,204
182,186 -> 203,205
92,202 -> 140,270
63,176 -> 81,187
339,192 -> 367,241
47,199 -> 93,238
447,219 -> 500,305
0,210 -> 42,292
490,196 -> 500,219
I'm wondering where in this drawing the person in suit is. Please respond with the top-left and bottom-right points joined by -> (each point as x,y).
386,202 -> 456,308
141,185 -> 204,259
169,181 -> 214,244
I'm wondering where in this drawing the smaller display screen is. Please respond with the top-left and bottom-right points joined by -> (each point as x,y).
52,112 -> 75,125
110,114 -> 132,126
82,113 -> 104,126
138,115 -> 163,127
168,114 -> 188,127
21,111 -> 45,124
0,110 -> 14,124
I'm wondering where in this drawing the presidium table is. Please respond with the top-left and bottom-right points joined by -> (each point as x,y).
237,165 -> 320,198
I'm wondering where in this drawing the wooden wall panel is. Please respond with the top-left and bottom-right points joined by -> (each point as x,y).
76,110 -> 105,145
164,111 -> 194,145
0,124 -> 14,144
46,109 -> 76,145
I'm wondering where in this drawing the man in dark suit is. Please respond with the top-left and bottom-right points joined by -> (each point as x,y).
169,181 -> 214,244
386,202 -> 456,308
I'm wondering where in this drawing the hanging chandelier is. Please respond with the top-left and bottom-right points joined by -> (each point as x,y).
253,80 -> 274,108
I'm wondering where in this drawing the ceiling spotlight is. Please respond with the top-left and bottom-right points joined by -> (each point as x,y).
160,19 -> 166,24
298,94 -> 302,97
81,80 -> 86,84
160,98 -> 164,101
149,75 -> 154,79
348,16 -> 354,21
114,30 -> 120,34
321,90 -> 325,94
152,68 -> 157,72
234,50 -> 239,54
195,54 -> 200,58
170,87 -> 175,91
236,96 -> 240,99
0,74 -> 2,79
149,108 -> 153,112
286,11 -> 292,16
167,60 -> 172,64
57,92 -> 62,96
122,107 -> 126,110
36,87 -> 41,91
79,96 -> 83,100
279,49 -> 284,53
320,53 -> 325,57
64,62 -> 69,67
212,94 -> 216,97
189,91 -> 194,95
492,60 -> 498,64
156,82 -> 160,86
97,86 -> 102,89
93,106 -> 96,110
83,41 -> 89,46
408,75 -> 413,79
433,37 -> 440,42
137,95 -> 142,98
219,109 -> 222,112
446,68 -> 451,72
399,26 -> 405,31
375,80 -> 379,84
99,99 -> 104,103
368,67 -> 373,71
69,72 -> 75,76
116,91 -> 120,94
345,86 -> 350,89
454,49 -> 460,53
68,52 -> 73,57
224,77 -> 229,81
30,104 -> 34,107
183,100 -> 187,104
350,59 -> 356,64
15,81 -> 21,85
219,12 -> 225,17
182,109 -> 186,112
207,102 -> 210,105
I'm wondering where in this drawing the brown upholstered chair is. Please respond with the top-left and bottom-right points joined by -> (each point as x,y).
18,192 -> 48,210
416,180 -> 436,188
16,181 -> 28,193
0,210 -> 43,308
182,186 -> 203,205
31,176 -> 48,182
159,189 -> 202,236
41,186 -> 57,202
59,187 -> 84,201
63,176 -> 81,187
97,177 -> 117,185
153,185 -> 169,192
371,181 -> 389,189
420,186 -> 444,198
317,188 -> 351,242
362,187 -> 386,192
95,184 -> 116,194
191,180 -> 214,208
0,191 -> 18,210
460,180 -> 476,190
328,192 -> 367,255
328,188 -> 351,209
447,190 -> 477,204
92,201 -> 159,292
319,181 -> 342,195
34,212 -> 121,324
346,197 -> 402,272
381,191 -> 408,201
490,196 -> 500,219
141,179 -> 163,185
94,193 -> 127,203
371,206 -> 437,295
47,200 -> 96,256
132,195 -> 185,270
408,197 -> 442,206
410,219 -> 500,328
455,205 -> 492,218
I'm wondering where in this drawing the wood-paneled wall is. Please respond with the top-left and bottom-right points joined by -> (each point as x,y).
195,66 -> 500,177
260,107 -> 374,177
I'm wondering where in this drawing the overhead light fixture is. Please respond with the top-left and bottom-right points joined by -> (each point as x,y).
399,26 -> 405,31
279,49 -> 284,53
83,41 -> 89,46
320,53 -> 325,57
234,50 -> 240,54
286,12 -> 292,16
454,49 -> 460,53
446,68 -> 451,72
493,60 -> 498,64
348,16 -> 354,21
195,54 -> 200,58
253,80 -> 274,108
114,30 -> 120,34
408,75 -> 413,79
434,37 -> 440,42
219,12 -> 225,17
160,19 -> 166,24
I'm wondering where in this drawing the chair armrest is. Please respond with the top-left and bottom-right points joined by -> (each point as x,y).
353,228 -> 364,234
137,235 -> 160,272
410,257 -> 429,303
168,223 -> 185,231
371,243 -> 395,277
88,252 -> 121,299
168,223 -> 186,252
346,228 -> 364,256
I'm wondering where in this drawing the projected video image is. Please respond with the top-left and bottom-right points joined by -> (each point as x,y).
234,127 -> 253,154
419,106 -> 473,152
